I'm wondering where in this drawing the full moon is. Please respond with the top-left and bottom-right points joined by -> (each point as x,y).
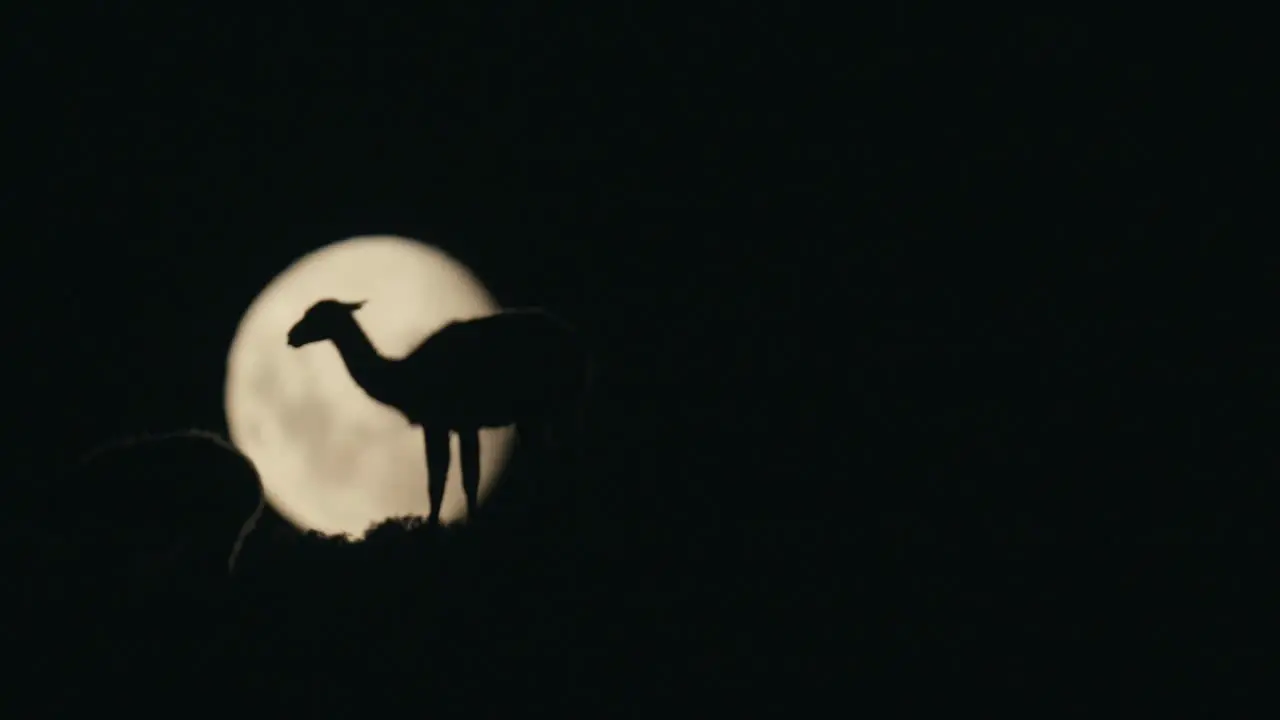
224,235 -> 515,536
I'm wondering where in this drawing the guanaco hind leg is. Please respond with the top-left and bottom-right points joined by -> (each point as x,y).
458,428 -> 481,522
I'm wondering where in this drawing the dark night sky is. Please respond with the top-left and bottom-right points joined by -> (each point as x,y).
1,6 -> 1271,704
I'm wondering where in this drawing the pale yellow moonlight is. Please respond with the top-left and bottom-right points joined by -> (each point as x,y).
224,235 -> 515,537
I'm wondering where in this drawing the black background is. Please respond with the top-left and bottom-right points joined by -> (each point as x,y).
2,5 -> 1271,709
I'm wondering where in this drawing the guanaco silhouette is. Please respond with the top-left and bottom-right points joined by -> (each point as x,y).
287,300 -> 591,524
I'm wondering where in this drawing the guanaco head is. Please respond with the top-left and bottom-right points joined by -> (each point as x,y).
287,299 -> 366,348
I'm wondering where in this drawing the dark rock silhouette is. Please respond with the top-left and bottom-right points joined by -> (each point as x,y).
25,429 -> 266,710
54,429 -> 265,581
287,299 -> 592,525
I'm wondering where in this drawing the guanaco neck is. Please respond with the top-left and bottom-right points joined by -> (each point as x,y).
327,316 -> 398,407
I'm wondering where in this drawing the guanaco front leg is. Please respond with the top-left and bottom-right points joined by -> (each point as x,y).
424,426 -> 451,525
